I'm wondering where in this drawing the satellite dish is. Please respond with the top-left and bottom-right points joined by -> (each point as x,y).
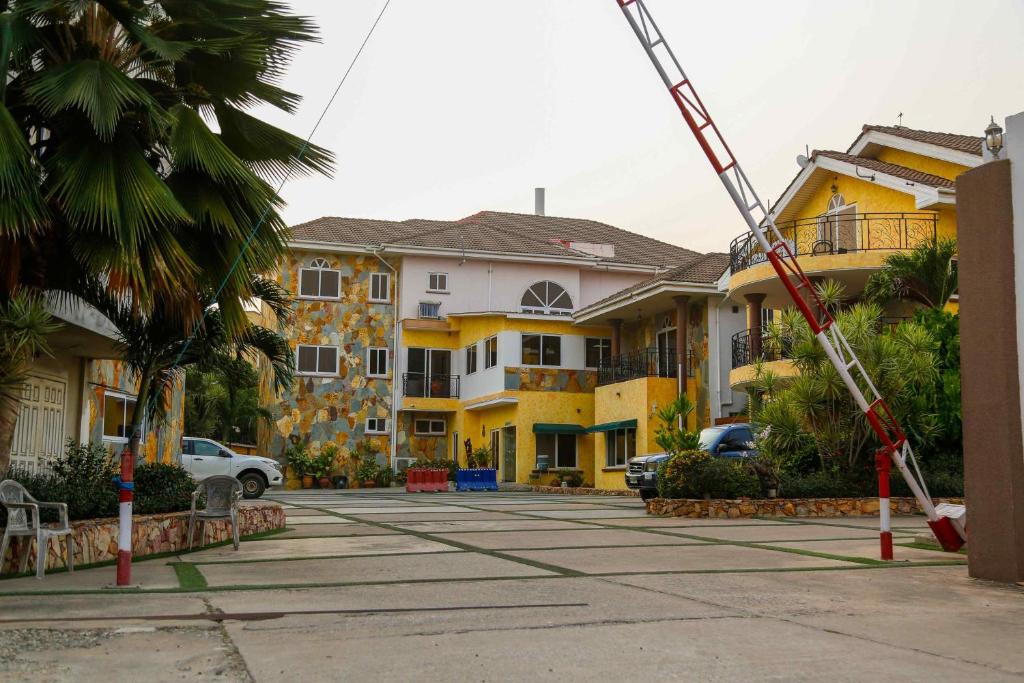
796,154 -> 810,168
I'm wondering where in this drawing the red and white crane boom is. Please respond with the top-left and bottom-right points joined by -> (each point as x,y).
614,0 -> 965,557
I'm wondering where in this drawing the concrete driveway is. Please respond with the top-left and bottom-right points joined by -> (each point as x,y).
0,489 -> 1019,682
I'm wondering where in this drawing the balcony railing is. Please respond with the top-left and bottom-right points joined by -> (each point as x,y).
729,212 -> 938,274
731,328 -> 793,369
403,373 -> 460,399
598,348 -> 679,386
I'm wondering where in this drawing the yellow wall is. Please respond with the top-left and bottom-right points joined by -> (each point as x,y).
592,376 -> 677,490
874,148 -> 969,183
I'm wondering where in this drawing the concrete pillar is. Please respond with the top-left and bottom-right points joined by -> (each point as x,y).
674,296 -> 690,387
743,293 -> 766,360
957,152 -> 1024,583
609,319 -> 622,358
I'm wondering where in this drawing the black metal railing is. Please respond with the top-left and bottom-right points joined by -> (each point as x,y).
403,373 -> 460,398
597,348 -> 677,386
729,212 -> 938,274
731,328 -> 793,369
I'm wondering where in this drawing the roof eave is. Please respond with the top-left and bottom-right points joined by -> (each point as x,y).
849,130 -> 982,169
573,280 -> 721,324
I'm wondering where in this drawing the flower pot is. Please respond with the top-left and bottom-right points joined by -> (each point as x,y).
302,475 -> 314,489
319,477 -> 332,489
361,481 -> 376,488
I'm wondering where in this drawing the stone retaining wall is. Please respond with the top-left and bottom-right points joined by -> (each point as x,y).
646,496 -> 964,518
1,503 -> 285,575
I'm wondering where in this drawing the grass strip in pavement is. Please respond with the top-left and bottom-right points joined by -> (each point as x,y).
897,541 -> 968,555
172,562 -> 208,590
188,549 -> 469,565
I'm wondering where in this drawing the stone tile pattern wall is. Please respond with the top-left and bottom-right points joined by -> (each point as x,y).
262,252 -> 394,463
84,360 -> 185,464
1,504 -> 285,574
647,496 -> 966,518
396,412 -> 447,462
504,368 -> 597,393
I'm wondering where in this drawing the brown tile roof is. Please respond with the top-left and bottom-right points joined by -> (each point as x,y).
581,252 -> 729,312
812,151 -> 956,189
289,211 -> 702,268
860,125 -> 983,156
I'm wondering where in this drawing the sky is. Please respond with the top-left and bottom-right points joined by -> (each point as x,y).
256,0 -> 1024,254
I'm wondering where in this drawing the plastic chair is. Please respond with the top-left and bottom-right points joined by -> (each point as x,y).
187,475 -> 242,551
0,480 -> 74,579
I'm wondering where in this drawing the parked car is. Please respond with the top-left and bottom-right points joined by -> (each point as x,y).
179,437 -> 283,499
625,423 -> 759,501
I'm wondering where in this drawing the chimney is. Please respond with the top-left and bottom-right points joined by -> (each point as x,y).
534,187 -> 545,216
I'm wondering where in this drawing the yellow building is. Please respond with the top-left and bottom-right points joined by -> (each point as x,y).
262,209 -> 741,489
726,125 -> 981,391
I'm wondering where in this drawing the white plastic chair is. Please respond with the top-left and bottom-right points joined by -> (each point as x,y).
0,480 -> 74,579
187,475 -> 242,551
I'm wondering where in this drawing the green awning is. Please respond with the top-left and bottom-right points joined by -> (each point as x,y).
587,419 -> 638,433
532,423 -> 587,435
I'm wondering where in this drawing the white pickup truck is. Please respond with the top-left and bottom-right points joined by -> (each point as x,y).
180,437 -> 283,499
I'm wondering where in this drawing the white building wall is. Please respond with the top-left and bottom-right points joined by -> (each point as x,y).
398,255 -> 650,318
713,298 -> 748,417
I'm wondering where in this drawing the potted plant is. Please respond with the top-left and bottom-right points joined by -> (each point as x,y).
356,450 -> 380,488
471,446 -> 492,469
313,445 -> 337,489
285,444 -> 314,489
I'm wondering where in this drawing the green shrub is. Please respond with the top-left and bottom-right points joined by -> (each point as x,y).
2,440 -> 195,524
133,462 -> 194,515
554,468 -> 584,488
658,451 -> 760,499
779,470 -> 872,498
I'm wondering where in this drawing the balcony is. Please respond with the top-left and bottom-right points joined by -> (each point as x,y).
729,212 -> 938,274
731,328 -> 793,369
402,373 -> 460,399
598,348 -> 692,386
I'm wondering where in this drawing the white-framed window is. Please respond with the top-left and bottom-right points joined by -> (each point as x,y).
605,427 -> 636,468
296,344 -> 339,376
102,391 -> 143,442
367,347 -> 389,378
419,301 -> 442,319
414,418 -> 446,435
428,272 -> 449,293
761,308 -> 775,328
585,337 -> 611,369
521,281 -> 573,316
484,336 -> 498,369
298,258 -> 340,299
369,272 -> 390,303
536,433 -> 577,469
365,417 -> 389,434
521,334 -> 561,367
465,344 -> 478,374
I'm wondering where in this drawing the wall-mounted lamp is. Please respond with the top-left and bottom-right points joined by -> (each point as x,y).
985,116 -> 1004,159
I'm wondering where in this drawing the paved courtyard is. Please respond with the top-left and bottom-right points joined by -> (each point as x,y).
0,489 -> 1020,681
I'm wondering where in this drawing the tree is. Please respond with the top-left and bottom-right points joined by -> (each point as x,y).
654,394 -> 701,454
83,276 -> 294,459
185,355 -> 272,444
0,293 -> 60,470
863,238 -> 958,309
0,0 -> 331,470
754,281 -> 940,473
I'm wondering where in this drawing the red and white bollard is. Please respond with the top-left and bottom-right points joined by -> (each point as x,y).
875,449 -> 893,561
116,446 -> 135,585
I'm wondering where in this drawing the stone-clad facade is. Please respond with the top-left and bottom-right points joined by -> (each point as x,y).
260,251 -> 395,462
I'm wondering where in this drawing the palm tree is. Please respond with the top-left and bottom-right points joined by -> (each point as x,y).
1,1 -> 332,463
863,238 -> 958,309
0,293 -> 61,471
82,275 -> 294,457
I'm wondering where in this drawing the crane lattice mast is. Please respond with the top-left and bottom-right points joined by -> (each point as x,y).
614,0 -> 965,557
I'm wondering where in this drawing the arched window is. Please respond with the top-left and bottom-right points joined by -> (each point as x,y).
299,258 -> 340,299
521,281 -> 573,316
826,194 -> 846,212
310,257 -> 330,268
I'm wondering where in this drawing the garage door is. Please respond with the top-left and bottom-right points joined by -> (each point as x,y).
10,375 -> 67,473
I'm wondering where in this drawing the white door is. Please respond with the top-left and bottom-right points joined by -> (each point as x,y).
187,439 -> 232,479
11,375 -> 66,473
